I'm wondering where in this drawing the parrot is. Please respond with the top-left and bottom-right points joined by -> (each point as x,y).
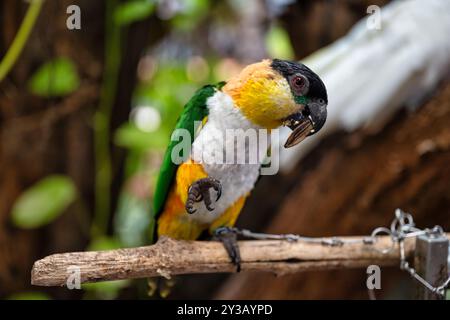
152,58 -> 328,272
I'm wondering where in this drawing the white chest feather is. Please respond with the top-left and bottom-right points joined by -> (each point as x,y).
190,91 -> 265,224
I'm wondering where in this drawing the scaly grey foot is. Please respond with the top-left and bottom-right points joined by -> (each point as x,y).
213,227 -> 241,272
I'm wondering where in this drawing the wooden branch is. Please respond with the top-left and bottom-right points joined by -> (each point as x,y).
31,235 -> 449,287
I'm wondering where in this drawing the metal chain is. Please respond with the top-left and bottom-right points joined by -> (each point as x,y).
236,208 -> 450,298
388,209 -> 450,297
371,209 -> 450,298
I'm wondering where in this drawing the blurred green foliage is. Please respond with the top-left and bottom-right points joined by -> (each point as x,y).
266,24 -> 294,60
27,57 -> 80,97
114,0 -> 156,26
114,123 -> 168,152
170,0 -> 210,30
11,175 -> 77,229
133,61 -> 213,132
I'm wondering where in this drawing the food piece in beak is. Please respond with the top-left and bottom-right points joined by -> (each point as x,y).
283,112 -> 314,148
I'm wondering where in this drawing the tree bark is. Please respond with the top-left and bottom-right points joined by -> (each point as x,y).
31,235 -> 429,287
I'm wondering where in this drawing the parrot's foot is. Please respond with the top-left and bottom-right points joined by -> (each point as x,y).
186,177 -> 222,214
213,227 -> 241,272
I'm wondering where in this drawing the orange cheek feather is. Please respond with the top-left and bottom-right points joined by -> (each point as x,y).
223,60 -> 298,129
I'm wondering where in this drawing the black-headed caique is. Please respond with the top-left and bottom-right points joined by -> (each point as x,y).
152,59 -> 328,270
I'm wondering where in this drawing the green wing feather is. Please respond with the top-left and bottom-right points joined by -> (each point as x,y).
151,82 -> 225,239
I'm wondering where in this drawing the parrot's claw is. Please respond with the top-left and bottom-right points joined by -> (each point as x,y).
213,227 -> 241,272
186,177 -> 222,214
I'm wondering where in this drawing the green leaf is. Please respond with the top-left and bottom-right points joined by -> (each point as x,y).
114,0 -> 156,26
114,123 -> 168,151
28,57 -> 80,97
265,24 -> 294,60
11,175 -> 77,229
8,292 -> 51,300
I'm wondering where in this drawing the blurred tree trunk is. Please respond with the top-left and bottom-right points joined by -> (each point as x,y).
0,0 -> 155,298
280,0 -> 390,59
0,0 -> 103,298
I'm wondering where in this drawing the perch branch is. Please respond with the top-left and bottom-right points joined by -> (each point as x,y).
31,234 -> 449,287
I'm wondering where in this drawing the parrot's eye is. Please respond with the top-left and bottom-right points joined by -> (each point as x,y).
294,77 -> 304,87
290,74 -> 309,96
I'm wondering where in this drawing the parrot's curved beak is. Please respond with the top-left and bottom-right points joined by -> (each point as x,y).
283,101 -> 327,148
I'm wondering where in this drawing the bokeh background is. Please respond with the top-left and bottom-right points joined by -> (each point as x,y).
0,0 -> 449,299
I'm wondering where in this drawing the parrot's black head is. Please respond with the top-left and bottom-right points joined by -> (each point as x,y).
271,59 -> 328,148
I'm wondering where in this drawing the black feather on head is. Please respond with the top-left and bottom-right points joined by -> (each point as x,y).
270,59 -> 328,104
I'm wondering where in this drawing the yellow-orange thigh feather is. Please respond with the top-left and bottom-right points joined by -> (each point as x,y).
157,160 -> 248,240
